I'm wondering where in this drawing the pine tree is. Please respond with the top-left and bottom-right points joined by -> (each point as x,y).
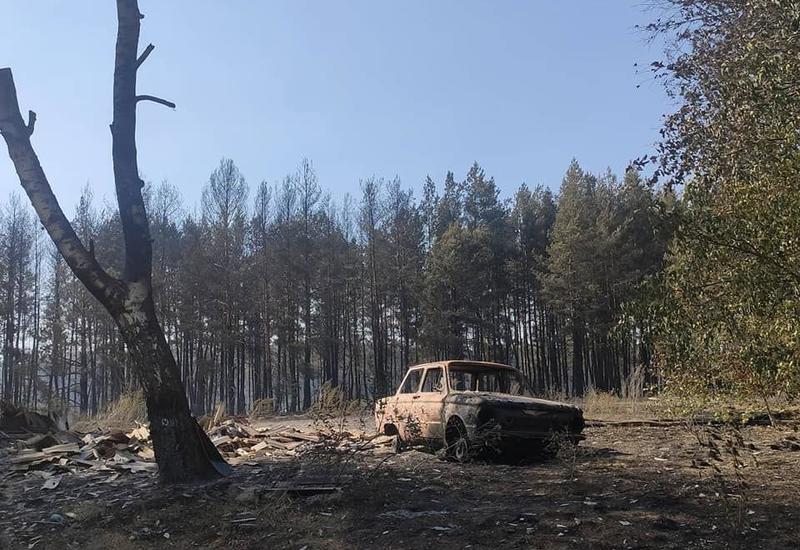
545,160 -> 601,395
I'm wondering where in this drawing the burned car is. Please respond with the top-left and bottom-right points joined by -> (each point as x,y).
375,360 -> 584,460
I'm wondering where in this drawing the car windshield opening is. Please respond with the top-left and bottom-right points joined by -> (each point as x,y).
448,366 -> 530,396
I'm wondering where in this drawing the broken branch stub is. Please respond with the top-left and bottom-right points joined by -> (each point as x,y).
136,43 -> 155,68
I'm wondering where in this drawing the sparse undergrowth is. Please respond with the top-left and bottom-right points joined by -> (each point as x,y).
2,420 -> 798,549
72,391 -> 147,432
573,389 -> 800,428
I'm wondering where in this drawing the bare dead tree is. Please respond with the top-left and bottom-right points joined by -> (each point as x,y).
0,0 -> 226,482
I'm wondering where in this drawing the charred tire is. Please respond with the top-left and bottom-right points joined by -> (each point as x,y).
445,418 -> 470,462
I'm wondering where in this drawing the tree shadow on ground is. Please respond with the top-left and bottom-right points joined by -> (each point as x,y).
5,425 -> 799,550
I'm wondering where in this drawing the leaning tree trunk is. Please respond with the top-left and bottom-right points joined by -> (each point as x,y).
112,292 -> 221,481
0,0 -> 227,482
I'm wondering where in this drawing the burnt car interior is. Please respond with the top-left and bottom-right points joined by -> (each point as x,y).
399,369 -> 423,394
421,368 -> 444,392
448,365 -> 530,396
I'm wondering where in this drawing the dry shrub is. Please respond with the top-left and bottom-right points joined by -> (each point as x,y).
582,389 -> 619,417
546,430 -> 580,479
309,383 -> 349,438
250,398 -> 275,419
669,394 -> 800,427
580,367 -> 660,420
200,402 -> 227,431
307,383 -> 375,443
76,391 -> 147,431
686,421 -> 759,534
581,389 -> 651,421
310,383 -> 347,417
310,383 -> 369,418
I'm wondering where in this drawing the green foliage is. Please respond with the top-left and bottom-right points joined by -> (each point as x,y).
543,160 -> 667,394
546,163 -> 666,328
544,160 -> 602,318
651,0 -> 800,401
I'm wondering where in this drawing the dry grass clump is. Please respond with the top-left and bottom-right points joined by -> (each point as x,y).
250,398 -> 275,419
659,392 -> 799,426
200,401 -> 227,431
580,389 -> 653,420
308,383 -> 374,438
310,383 -> 369,417
579,388 -> 672,422
577,366 -> 664,421
74,391 -> 147,431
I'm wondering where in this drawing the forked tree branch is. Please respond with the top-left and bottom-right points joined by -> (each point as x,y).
0,68 -> 123,306
2,0 -> 225,483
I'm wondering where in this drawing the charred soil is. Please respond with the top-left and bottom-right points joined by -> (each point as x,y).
1,420 -> 798,549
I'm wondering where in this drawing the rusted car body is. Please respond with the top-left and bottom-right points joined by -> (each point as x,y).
375,360 -> 584,460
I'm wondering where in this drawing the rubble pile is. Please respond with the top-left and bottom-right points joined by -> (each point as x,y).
207,419 -> 396,461
9,427 -> 157,475
0,400 -> 61,434
209,419 -> 323,458
4,415 -> 395,477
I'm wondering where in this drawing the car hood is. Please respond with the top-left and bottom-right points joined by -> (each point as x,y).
445,392 -> 581,412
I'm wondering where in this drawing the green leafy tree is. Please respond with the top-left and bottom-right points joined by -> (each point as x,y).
651,0 -> 800,402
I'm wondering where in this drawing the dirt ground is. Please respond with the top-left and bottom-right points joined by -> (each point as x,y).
1,416 -> 799,550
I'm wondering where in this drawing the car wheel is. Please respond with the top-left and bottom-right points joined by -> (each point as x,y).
445,419 -> 470,462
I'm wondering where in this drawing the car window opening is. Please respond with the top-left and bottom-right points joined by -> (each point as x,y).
399,369 -> 423,394
421,367 -> 444,393
448,366 -> 529,396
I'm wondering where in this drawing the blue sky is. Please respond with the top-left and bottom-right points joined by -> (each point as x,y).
0,1 -> 670,214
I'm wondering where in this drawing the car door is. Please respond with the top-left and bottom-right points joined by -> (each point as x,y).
414,366 -> 447,441
390,368 -> 424,441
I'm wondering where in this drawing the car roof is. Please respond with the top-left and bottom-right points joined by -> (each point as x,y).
405,360 -> 515,370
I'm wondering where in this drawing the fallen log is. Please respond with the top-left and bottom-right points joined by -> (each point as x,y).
585,419 -> 685,428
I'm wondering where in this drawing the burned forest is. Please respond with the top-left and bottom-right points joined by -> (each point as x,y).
0,157 -> 668,418
1,0 -> 800,549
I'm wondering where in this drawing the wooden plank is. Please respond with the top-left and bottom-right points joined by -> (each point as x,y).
262,425 -> 289,435
239,425 -> 262,438
278,431 -> 320,443
22,433 -> 58,451
10,451 -> 46,464
211,435 -> 232,447
42,443 -> 80,455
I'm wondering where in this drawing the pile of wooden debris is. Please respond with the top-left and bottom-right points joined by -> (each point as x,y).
5,414 -> 394,477
207,419 -> 396,462
9,427 -> 158,475
209,420 -> 323,459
